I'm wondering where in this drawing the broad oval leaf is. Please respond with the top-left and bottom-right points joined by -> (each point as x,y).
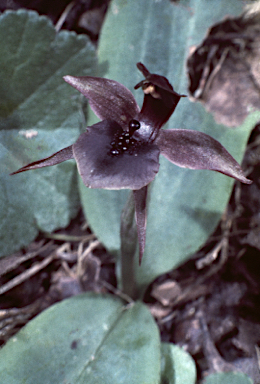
161,342 -> 197,384
0,10 -> 96,257
0,293 -> 161,384
203,372 -> 253,384
78,0 -> 260,292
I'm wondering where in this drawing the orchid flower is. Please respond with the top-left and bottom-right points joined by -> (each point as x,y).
11,63 -> 251,264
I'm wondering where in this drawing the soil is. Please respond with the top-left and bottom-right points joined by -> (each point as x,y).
1,1 -> 260,383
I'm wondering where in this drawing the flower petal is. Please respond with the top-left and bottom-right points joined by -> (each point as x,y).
63,75 -> 140,130
157,129 -> 252,184
133,186 -> 148,265
135,63 -> 185,137
10,146 -> 73,175
72,120 -> 160,190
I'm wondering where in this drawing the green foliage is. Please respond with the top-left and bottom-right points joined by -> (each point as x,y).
0,10 -> 96,257
161,343 -> 197,384
0,293 -> 161,384
0,3 -> 257,383
78,0 -> 260,292
203,372 -> 254,384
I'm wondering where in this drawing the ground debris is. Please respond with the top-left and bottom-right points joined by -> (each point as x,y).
0,211 -> 116,346
188,5 -> 260,126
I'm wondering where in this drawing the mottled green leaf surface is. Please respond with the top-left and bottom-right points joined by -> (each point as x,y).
79,0 -> 260,291
0,10 -> 96,257
203,372 -> 253,384
161,343 -> 196,384
0,293 -> 161,384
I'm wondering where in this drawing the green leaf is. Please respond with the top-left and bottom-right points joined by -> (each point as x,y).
161,343 -> 196,384
203,372 -> 253,384
0,293 -> 161,384
0,10 -> 96,257
79,0 -> 260,292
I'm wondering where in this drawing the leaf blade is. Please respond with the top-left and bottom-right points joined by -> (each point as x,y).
161,342 -> 197,384
79,0 -> 260,293
203,372 -> 253,384
0,9 -> 97,257
0,294 -> 161,384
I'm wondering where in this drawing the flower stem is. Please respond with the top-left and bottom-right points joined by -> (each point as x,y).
120,191 -> 138,299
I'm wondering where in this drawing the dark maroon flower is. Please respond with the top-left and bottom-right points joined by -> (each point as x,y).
11,63 -> 251,263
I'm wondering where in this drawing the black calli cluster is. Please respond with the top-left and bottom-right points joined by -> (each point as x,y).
109,119 -> 141,156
